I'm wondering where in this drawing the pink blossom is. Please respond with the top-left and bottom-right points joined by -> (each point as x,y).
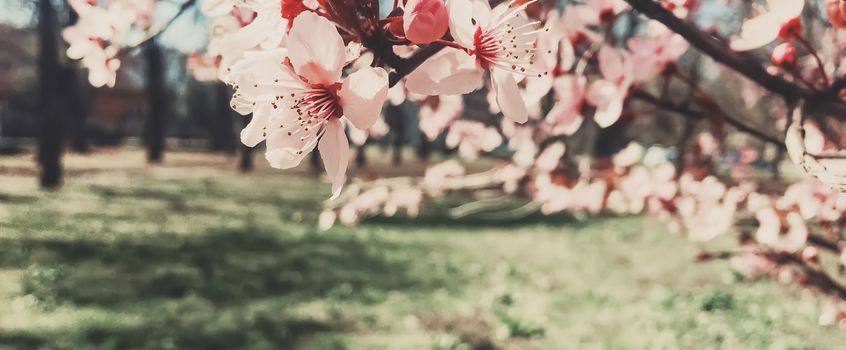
384,187 -> 424,216
730,246 -> 779,279
445,120 -> 502,159
495,164 -> 527,193
606,190 -> 629,214
586,45 -> 633,128
64,0 -> 154,86
521,18 -> 561,110
318,210 -> 337,230
756,207 -> 808,252
626,31 -> 689,81
406,0 -> 546,123
546,74 -> 587,135
771,42 -> 797,67
612,142 -> 644,168
403,0 -> 449,45
419,95 -> 464,140
819,296 -> 845,326
535,142 -> 566,172
404,48 -> 485,95
348,115 -> 390,145
779,180 -> 825,220
729,0 -> 804,51
424,160 -> 466,195
230,12 -> 388,198
204,0 -> 292,82
577,0 -> 628,25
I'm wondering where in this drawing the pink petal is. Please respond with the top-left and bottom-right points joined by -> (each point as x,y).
339,67 -> 389,130
729,15 -> 780,51
491,69 -> 529,124
598,45 -> 624,81
287,11 -> 345,85
201,0 -> 235,16
523,74 -> 553,107
405,47 -> 484,95
265,109 -> 318,169
559,39 -> 576,71
447,0 -> 476,48
219,8 -> 284,54
755,207 -> 781,245
319,119 -> 350,199
803,120 -> 825,154
587,80 -> 625,128
240,104 -> 271,147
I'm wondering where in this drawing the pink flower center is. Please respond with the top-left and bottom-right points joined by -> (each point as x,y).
473,27 -> 500,70
260,83 -> 343,156
470,21 -> 545,76
286,83 -> 343,130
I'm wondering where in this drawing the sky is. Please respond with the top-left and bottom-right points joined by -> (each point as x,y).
0,0 -> 209,53
0,0 -> 36,28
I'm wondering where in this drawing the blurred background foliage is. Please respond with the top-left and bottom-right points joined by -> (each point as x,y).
2,0 -> 846,348
0,151 -> 844,349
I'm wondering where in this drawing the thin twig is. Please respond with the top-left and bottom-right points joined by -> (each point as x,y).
630,89 -> 785,147
388,43 -> 445,87
126,0 -> 197,50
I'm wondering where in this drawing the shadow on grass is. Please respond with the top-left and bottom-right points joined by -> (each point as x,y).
357,194 -> 607,230
0,227 -> 447,349
363,211 -> 587,230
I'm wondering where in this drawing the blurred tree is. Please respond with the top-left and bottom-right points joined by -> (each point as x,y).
144,40 -> 168,163
61,4 -> 89,153
385,104 -> 405,166
238,116 -> 254,172
37,0 -> 63,188
210,82 -> 236,153
60,67 -> 88,153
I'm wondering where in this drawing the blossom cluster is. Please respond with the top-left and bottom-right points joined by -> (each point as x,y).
64,0 -> 155,87
60,0 -> 846,327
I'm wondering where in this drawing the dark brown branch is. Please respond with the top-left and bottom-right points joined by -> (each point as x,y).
388,43 -> 445,87
128,0 -> 197,50
824,76 -> 846,98
808,233 -> 840,253
630,89 -> 785,147
623,0 -> 846,117
766,251 -> 846,300
623,0 -> 807,99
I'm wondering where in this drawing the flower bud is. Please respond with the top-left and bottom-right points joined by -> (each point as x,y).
802,246 -> 820,264
828,0 -> 846,29
771,42 -> 796,68
778,17 -> 802,40
403,0 -> 448,45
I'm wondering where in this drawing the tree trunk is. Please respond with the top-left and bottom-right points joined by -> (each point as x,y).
416,131 -> 431,162
211,83 -> 236,153
355,145 -> 367,168
593,119 -> 629,158
63,2 -> 88,153
386,104 -> 405,166
144,41 -> 167,163
239,116 -> 254,172
61,67 -> 89,153
37,0 -> 63,189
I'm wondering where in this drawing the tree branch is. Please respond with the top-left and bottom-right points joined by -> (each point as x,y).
623,0 -> 846,117
623,0 -> 807,99
630,89 -> 785,147
808,233 -> 840,253
388,43 -> 445,87
766,251 -> 846,300
127,0 -> 197,50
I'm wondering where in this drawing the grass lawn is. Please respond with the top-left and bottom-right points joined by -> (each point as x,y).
0,148 -> 844,349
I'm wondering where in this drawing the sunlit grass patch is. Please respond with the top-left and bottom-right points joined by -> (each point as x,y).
0,150 -> 844,349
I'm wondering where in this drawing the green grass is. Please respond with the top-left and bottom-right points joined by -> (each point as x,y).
0,150 -> 844,349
